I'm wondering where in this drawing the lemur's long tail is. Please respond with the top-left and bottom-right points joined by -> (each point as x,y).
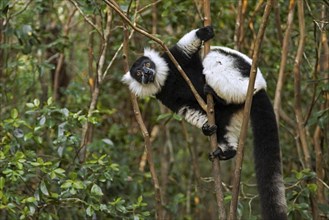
250,90 -> 287,220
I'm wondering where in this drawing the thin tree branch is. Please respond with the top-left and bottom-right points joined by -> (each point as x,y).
78,7 -> 112,162
273,0 -> 296,123
137,0 -> 162,14
203,0 -> 226,219
69,0 -> 104,38
103,0 -> 207,112
9,0 -> 33,18
228,1 -> 273,219
233,0 -> 244,50
53,7 -> 77,102
293,0 -> 311,169
312,3 -> 328,207
273,0 -> 283,44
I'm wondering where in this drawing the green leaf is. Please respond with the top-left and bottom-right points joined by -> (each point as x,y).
11,109 -> 18,119
116,205 -> 127,213
39,116 -> 46,126
296,171 -> 303,180
22,197 -> 36,203
137,195 -> 143,204
307,183 -> 317,193
40,181 -> 49,196
26,103 -> 34,108
50,193 -> 59,199
142,211 -> 150,216
156,113 -> 172,121
91,184 -> 104,196
54,168 -> 66,175
60,181 -> 72,189
86,205 -> 94,217
0,177 -> 5,190
72,180 -> 84,189
33,99 -> 40,107
61,108 -> 69,117
173,113 -> 183,121
47,97 -> 53,105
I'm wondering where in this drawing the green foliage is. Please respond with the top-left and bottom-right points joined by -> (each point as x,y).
0,99 -> 149,219
285,169 -> 323,220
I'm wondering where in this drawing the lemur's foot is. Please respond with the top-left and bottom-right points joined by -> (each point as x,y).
196,26 -> 214,41
208,147 -> 237,161
202,123 -> 217,136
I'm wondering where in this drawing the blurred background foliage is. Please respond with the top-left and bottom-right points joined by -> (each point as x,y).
0,0 -> 328,219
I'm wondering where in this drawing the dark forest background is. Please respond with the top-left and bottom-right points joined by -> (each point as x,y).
0,0 -> 328,219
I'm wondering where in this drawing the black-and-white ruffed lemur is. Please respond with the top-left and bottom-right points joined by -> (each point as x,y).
122,26 -> 287,220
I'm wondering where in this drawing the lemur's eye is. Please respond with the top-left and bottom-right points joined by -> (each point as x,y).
145,62 -> 151,68
136,70 -> 142,76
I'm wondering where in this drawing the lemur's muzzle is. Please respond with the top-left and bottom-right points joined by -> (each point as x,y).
142,66 -> 155,84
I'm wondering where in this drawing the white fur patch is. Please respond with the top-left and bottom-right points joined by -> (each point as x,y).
203,46 -> 267,104
223,109 -> 244,150
121,48 -> 169,97
273,173 -> 288,212
178,106 -> 208,128
177,29 -> 202,57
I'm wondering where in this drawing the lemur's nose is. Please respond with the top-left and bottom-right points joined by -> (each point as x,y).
143,66 -> 155,75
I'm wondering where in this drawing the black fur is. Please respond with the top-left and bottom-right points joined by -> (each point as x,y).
251,90 -> 286,220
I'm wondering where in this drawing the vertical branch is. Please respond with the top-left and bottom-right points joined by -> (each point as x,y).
272,0 -> 283,44
203,1 -> 226,219
234,0 -> 247,50
78,7 -> 112,162
228,1 -> 273,219
0,17 -> 3,80
53,7 -> 76,101
313,5 -> 329,204
293,0 -> 311,169
273,0 -> 296,123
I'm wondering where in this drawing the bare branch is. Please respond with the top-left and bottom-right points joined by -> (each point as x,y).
78,7 -> 112,162
69,0 -> 104,38
203,1 -> 226,219
273,0 -> 296,123
293,0 -> 311,169
53,8 -> 77,101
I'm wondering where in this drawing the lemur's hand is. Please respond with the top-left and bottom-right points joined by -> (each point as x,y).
196,26 -> 214,41
202,123 -> 217,136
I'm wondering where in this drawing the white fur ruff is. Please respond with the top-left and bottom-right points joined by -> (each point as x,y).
178,106 -> 208,128
203,46 -> 267,104
177,29 -> 201,57
121,48 -> 169,97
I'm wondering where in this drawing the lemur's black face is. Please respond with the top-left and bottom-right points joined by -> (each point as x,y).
130,56 -> 156,84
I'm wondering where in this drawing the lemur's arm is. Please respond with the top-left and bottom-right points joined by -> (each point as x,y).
169,26 -> 214,66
